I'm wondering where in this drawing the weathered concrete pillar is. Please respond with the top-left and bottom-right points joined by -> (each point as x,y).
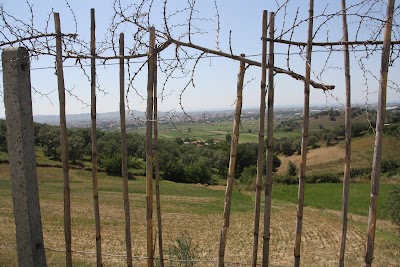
2,47 -> 47,267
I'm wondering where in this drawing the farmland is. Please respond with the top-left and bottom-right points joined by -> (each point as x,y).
1,107 -> 399,266
0,163 -> 399,266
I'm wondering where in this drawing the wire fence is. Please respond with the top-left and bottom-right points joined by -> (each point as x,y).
0,243 -> 260,266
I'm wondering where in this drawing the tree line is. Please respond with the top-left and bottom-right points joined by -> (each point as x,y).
0,107 -> 398,185
0,120 -> 281,184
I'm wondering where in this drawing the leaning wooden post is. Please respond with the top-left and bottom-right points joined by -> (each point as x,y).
218,54 -> 246,267
119,32 -> 133,267
262,11 -> 275,267
90,8 -> 103,267
364,0 -> 395,266
294,1 -> 314,266
3,47 -> 47,267
338,0 -> 352,266
251,11 -> 267,267
153,49 -> 165,267
54,13 -> 72,267
146,27 -> 156,267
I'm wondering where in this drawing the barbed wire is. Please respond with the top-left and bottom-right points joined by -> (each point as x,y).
1,47 -> 399,73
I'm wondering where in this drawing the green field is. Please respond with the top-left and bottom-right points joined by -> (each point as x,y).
0,163 -> 399,266
130,110 -> 373,143
132,120 -> 302,143
273,183 -> 393,219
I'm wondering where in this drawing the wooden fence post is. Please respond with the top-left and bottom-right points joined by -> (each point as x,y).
119,32 -> 133,267
294,0 -> 314,266
338,0 -> 352,266
3,47 -> 47,267
364,0 -> 395,266
252,10 -> 267,267
153,48 -> 165,267
262,11 -> 275,267
90,8 -> 103,267
146,27 -> 156,267
218,54 -> 246,267
54,12 -> 72,267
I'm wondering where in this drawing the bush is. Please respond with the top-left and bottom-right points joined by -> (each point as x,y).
349,167 -> 371,179
102,154 -> 122,176
163,161 -> 186,183
306,172 -> 341,183
274,174 -> 298,185
166,231 -> 199,267
287,161 -> 298,177
389,186 -> 400,227
163,159 -> 212,184
381,160 -> 400,173
240,165 -> 257,185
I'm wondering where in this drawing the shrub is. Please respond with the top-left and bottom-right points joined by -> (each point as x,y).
163,161 -> 186,183
306,172 -> 341,183
240,165 -> 257,185
166,231 -> 199,267
102,154 -> 122,176
287,161 -> 298,177
381,160 -> 400,173
274,174 -> 298,185
389,186 -> 400,228
349,167 -> 371,179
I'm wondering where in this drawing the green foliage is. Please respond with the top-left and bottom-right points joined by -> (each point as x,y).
240,165 -> 257,184
350,160 -> 400,180
384,124 -> 400,137
287,160 -> 298,177
308,135 -> 319,149
276,170 -> 340,184
381,160 -> 400,173
166,231 -> 199,267
351,122 -> 370,137
185,158 -> 212,184
175,137 -> 184,145
68,133 -> 85,164
102,154 -> 122,176
225,133 -> 232,143
273,174 -> 298,185
276,119 -> 300,132
388,110 -> 400,124
324,132 -> 337,146
38,124 -> 61,160
272,154 -> 281,172
129,157 -> 146,170
279,138 -> 295,156
389,186 -> 400,227
163,161 -> 186,183
163,158 -> 212,184
350,167 -> 371,179
235,143 -> 258,174
306,172 -> 341,183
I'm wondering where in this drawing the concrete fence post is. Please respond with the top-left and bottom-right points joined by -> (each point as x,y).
2,47 -> 47,267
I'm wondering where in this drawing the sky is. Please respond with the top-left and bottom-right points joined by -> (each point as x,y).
0,0 -> 399,117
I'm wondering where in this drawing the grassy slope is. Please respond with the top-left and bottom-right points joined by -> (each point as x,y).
272,183 -> 393,219
0,164 -> 399,266
278,134 -> 400,174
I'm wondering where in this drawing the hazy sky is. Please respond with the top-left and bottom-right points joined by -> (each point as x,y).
0,0 -> 399,117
